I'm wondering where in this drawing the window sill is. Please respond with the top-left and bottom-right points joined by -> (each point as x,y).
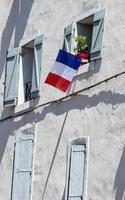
14,98 -> 39,115
75,61 -> 95,76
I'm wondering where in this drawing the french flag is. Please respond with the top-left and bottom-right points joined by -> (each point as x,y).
44,49 -> 80,92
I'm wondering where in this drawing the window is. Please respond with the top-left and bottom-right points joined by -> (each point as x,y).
76,15 -> 93,57
21,41 -> 34,101
63,9 -> 105,61
65,138 -> 87,200
11,127 -> 34,200
4,35 -> 43,106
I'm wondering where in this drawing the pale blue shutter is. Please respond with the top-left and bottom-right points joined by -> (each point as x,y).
4,48 -> 19,106
63,24 -> 72,53
11,128 -> 34,200
68,145 -> 86,200
31,35 -> 43,98
90,9 -> 105,61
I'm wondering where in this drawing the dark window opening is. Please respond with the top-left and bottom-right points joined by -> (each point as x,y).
76,14 -> 94,55
22,41 -> 34,102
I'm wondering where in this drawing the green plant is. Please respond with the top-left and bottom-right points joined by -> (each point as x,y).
74,35 -> 88,53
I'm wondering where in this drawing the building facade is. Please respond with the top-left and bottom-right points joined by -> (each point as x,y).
0,0 -> 125,199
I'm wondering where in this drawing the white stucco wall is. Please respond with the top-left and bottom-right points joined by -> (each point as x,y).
32,74 -> 125,200
0,0 -> 125,199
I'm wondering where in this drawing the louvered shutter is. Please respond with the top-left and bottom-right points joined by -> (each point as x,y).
90,9 -> 105,61
67,145 -> 86,200
4,48 -> 19,106
63,24 -> 73,53
11,128 -> 34,200
31,35 -> 43,98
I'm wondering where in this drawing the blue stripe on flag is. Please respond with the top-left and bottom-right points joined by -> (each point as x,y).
56,49 -> 80,70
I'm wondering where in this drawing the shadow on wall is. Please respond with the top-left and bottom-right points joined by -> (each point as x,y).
114,145 -> 125,200
62,190 -> 65,200
76,58 -> 102,81
41,112 -> 69,200
0,119 -> 14,163
0,0 -> 34,79
14,90 -> 125,130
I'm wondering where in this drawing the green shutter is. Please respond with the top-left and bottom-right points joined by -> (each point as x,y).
90,9 -> 105,61
63,24 -> 73,53
66,144 -> 86,200
11,128 -> 34,200
31,35 -> 43,98
4,48 -> 19,106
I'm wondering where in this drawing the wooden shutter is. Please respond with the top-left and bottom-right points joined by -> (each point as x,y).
4,48 -> 19,106
90,9 -> 105,61
11,128 -> 34,200
31,35 -> 43,98
63,24 -> 73,53
67,145 -> 86,200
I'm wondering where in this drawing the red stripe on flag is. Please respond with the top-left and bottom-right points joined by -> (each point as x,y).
45,72 -> 70,92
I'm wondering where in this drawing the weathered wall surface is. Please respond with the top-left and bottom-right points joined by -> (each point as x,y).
9,73 -> 125,200
1,74 -> 125,200
0,0 -> 125,200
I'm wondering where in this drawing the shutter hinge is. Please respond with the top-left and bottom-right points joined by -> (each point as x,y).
17,168 -> 32,174
69,195 -> 83,198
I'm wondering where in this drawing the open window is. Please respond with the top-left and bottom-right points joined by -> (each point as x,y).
21,41 -> 34,101
76,15 -> 93,57
4,35 -> 43,106
20,35 -> 43,103
63,9 -> 105,63
65,138 -> 87,200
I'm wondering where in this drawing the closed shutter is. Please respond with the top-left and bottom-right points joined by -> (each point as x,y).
68,145 -> 86,200
31,35 -> 43,98
63,24 -> 73,53
90,9 -> 105,61
4,48 -> 19,106
11,128 -> 34,200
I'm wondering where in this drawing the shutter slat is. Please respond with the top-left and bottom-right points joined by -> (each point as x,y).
68,145 -> 85,200
11,128 -> 34,200
31,35 -> 43,98
90,9 -> 105,61
4,48 -> 19,106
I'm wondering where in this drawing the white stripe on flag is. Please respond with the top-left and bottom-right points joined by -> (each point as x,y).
50,61 -> 76,81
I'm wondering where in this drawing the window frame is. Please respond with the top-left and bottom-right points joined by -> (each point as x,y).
20,40 -> 34,102
19,34 -> 43,102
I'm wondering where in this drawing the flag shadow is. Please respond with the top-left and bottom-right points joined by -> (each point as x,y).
114,145 -> 125,200
41,111 -> 69,200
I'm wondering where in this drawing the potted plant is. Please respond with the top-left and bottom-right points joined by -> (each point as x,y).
74,35 -> 89,64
